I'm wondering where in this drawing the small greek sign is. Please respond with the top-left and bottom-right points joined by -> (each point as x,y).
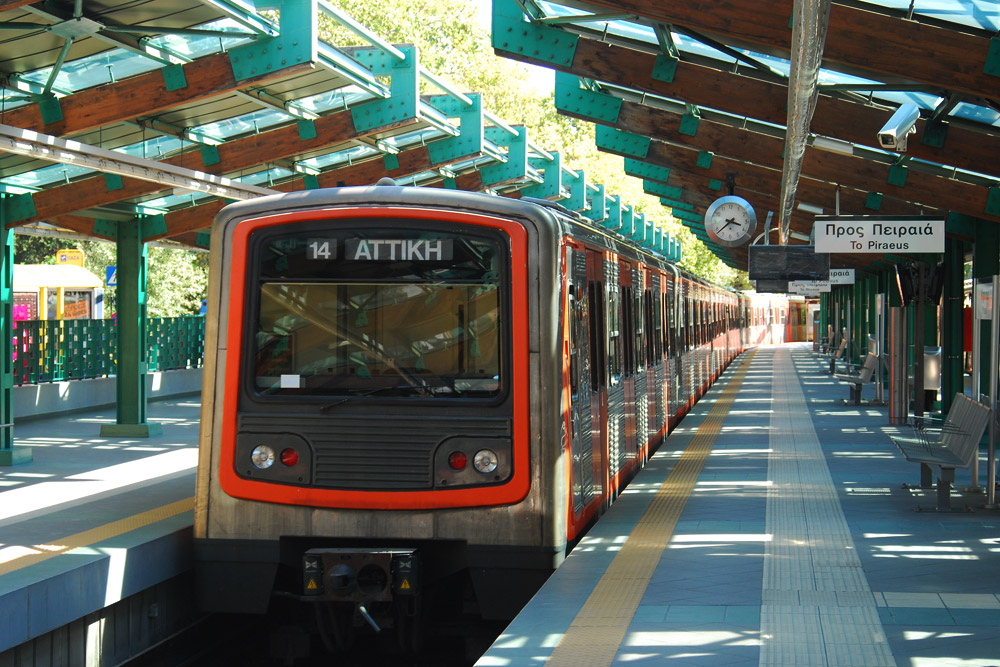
814,217 -> 944,254
789,280 -> 831,295
829,269 -> 855,285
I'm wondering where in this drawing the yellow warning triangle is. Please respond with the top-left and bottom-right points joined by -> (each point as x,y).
307,578 -> 318,590
399,579 -> 411,590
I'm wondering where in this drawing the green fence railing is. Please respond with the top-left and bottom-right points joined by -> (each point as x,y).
12,316 -> 205,386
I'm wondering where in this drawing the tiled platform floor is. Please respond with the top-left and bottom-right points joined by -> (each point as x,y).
479,344 -> 1000,667
0,398 -> 199,652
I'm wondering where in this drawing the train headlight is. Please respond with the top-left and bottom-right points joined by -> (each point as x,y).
473,449 -> 499,474
251,445 -> 276,469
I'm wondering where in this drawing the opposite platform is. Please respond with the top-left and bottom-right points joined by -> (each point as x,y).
0,398 -> 199,654
478,343 -> 1000,667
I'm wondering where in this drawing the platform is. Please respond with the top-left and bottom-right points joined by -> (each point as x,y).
0,397 -> 199,654
478,343 -> 1000,667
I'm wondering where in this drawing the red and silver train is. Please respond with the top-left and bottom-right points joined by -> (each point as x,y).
194,185 -> 748,648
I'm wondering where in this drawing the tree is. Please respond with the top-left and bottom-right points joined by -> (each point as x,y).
13,234 -> 62,265
76,239 -> 208,319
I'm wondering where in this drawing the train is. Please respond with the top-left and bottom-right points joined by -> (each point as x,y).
193,183 -> 749,653
745,291 -> 815,345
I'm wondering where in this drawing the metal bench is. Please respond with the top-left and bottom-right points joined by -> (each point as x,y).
834,352 -> 878,405
821,336 -> 847,374
890,393 -> 991,511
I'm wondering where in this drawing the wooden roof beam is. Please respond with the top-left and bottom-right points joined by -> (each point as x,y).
577,0 -> 998,101
498,25 -> 1000,180
1,51 -> 312,138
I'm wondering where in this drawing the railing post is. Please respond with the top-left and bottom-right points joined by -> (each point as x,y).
0,202 -> 31,464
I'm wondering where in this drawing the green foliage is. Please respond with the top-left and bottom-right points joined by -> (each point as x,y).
13,235 -> 62,264
75,240 -> 208,319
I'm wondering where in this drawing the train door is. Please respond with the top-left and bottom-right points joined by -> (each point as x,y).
604,258 -> 625,496
646,269 -> 666,450
587,251 -> 606,507
665,265 -> 680,426
629,265 -> 645,466
619,260 -> 639,484
566,245 -> 598,533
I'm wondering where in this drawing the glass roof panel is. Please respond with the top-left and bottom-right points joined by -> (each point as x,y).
861,0 -> 998,31
536,1 -> 999,131
142,19 -> 257,59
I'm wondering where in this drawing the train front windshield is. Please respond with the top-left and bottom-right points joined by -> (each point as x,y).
250,225 -> 505,398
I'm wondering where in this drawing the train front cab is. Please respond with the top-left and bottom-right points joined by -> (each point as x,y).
195,189 -> 580,625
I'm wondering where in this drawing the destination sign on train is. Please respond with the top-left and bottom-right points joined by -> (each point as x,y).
344,238 -> 454,261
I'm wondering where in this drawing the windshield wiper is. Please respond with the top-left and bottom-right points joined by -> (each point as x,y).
319,384 -> 429,413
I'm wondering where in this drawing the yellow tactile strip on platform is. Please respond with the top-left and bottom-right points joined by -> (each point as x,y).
0,496 -> 194,577
545,351 -> 758,667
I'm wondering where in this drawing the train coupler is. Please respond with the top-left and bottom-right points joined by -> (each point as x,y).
301,548 -> 420,603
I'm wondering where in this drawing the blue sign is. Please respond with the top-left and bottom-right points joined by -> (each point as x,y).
106,266 -> 117,287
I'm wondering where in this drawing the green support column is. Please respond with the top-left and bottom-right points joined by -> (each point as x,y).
819,293 -> 829,345
0,217 -> 30,465
853,280 -> 864,364
100,219 -> 161,437
941,238 -> 965,413
973,220 -> 999,396
867,274 -> 877,341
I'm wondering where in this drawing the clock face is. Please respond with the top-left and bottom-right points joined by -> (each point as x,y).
705,196 -> 757,248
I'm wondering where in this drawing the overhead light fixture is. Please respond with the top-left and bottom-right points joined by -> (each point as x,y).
811,136 -> 854,156
797,202 -> 824,215
293,162 -> 321,176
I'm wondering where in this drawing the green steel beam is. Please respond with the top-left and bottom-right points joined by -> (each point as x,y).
426,93 -> 484,164
351,44 -> 419,133
603,195 -> 623,231
481,125 -> 528,186
554,71 -> 622,123
624,158 -> 670,184
228,0 -> 317,82
564,169 -> 588,212
595,124 -> 650,159
492,0 -> 578,68
585,183 -> 608,223
522,151 -> 564,199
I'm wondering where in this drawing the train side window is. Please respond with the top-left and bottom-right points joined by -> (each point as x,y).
607,284 -> 622,384
568,286 -> 580,398
622,286 -> 634,377
588,281 -> 603,391
650,288 -> 661,362
634,286 -> 645,371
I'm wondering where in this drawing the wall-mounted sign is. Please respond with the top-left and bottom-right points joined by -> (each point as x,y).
975,282 -> 993,321
55,249 -> 85,267
829,269 -> 855,285
789,280 -> 831,295
814,217 -> 944,254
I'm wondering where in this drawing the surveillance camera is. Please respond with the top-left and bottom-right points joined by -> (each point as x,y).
877,103 -> 920,151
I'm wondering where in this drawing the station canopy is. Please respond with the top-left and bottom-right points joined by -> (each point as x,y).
0,0 -> 997,276
0,0 -> 681,263
490,0 -> 999,272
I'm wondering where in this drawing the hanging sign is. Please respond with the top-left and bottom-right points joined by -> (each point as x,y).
789,280 -> 831,295
829,269 -> 855,285
813,217 -> 944,254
